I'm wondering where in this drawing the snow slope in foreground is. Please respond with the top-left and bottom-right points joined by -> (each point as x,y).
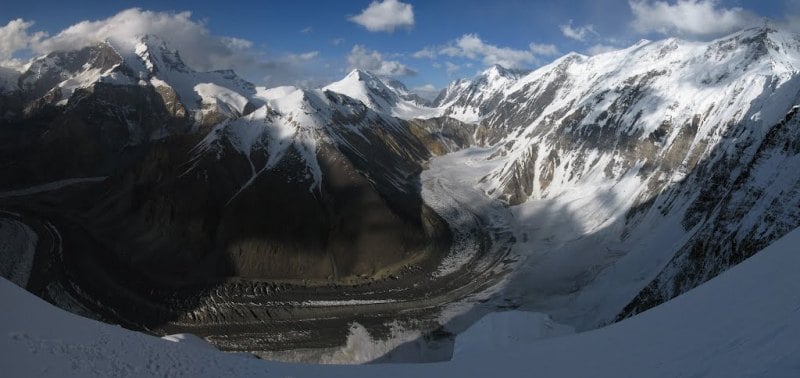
2,227 -> 800,377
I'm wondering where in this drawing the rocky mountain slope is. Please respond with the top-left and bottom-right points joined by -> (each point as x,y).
2,25 -> 800,354
427,27 -> 800,324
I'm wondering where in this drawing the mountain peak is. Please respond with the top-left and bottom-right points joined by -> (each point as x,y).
134,35 -> 192,74
481,64 -> 528,81
703,26 -> 800,72
344,68 -> 382,82
486,64 -> 510,74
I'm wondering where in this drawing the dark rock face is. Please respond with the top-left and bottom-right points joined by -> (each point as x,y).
0,82 -> 192,188
619,106 -> 800,318
0,41 -> 454,289
407,117 -> 478,156
84,113 -> 452,286
19,43 -> 124,103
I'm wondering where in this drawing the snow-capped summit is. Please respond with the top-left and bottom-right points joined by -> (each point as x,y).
323,69 -> 441,119
5,34 -> 259,127
16,41 -> 130,105
434,64 -> 529,124
702,27 -> 800,74
128,35 -> 257,118
324,69 -> 397,111
133,35 -> 193,74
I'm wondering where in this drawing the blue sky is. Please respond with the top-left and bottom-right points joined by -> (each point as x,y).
2,0 -> 799,95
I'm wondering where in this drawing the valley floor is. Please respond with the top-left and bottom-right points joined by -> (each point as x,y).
2,224 -> 799,377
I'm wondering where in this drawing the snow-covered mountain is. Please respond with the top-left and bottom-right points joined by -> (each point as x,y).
2,24 -> 800,366
323,26 -> 800,329
323,69 -> 441,119
434,64 -> 528,125
0,33 -> 472,356
426,27 -> 800,326
9,35 -> 256,121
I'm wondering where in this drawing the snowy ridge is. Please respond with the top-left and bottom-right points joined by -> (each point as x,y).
194,83 -> 250,116
324,69 -> 442,119
131,36 -> 257,113
193,85 -> 420,194
433,27 -> 800,329
195,89 -> 326,196
16,41 -> 129,105
435,64 -> 528,124
6,35 -> 257,126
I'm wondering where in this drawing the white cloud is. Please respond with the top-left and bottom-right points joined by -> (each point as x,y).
413,34 -> 539,68
288,51 -> 319,61
445,61 -> 461,75
783,14 -> 800,32
332,38 -> 345,46
301,26 -> 313,34
0,8 -> 329,87
529,43 -> 560,57
413,35 -> 563,69
559,20 -> 597,42
349,0 -> 414,32
412,47 -> 437,59
587,44 -> 619,55
410,84 -> 440,100
221,37 -> 253,50
346,45 -> 415,76
0,19 -> 46,69
629,0 -> 759,37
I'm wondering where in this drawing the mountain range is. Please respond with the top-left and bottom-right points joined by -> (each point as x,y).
1,26 -> 799,355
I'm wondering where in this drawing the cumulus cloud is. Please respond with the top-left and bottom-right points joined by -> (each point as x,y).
785,14 -> 800,32
346,45 -> 415,77
31,9 -> 264,75
349,0 -> 414,32
287,51 -> 319,61
0,8 -> 328,87
410,84 -> 440,100
559,20 -> 597,42
414,34 -> 558,69
444,61 -> 461,75
0,19 -> 46,69
629,0 -> 759,37
412,47 -> 437,59
440,34 -> 535,68
529,43 -> 560,57
587,44 -> 619,55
